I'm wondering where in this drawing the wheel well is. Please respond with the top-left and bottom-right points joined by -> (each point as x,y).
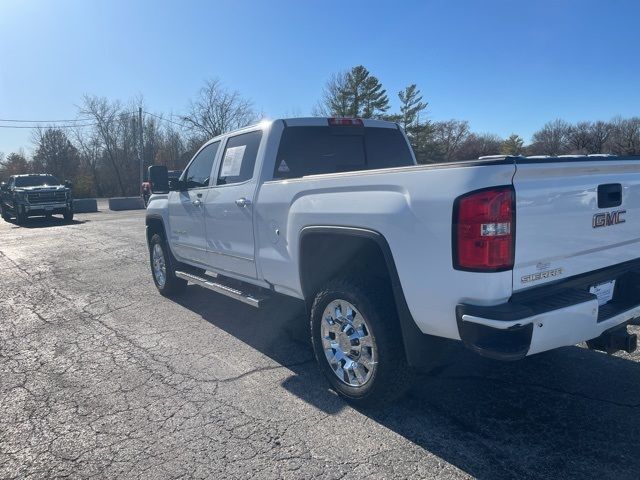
145,217 -> 166,245
299,231 -> 395,304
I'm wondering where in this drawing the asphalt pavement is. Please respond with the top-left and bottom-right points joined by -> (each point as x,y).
1,205 -> 640,479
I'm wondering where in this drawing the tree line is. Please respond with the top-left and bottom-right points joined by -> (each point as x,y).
1,67 -> 639,197
314,65 -> 640,163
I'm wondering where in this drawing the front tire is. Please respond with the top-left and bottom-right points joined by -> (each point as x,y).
1,205 -> 10,222
149,233 -> 187,296
15,206 -> 26,225
63,207 -> 74,222
310,278 -> 410,407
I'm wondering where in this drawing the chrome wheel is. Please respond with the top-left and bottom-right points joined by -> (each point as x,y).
321,299 -> 376,387
152,243 -> 167,287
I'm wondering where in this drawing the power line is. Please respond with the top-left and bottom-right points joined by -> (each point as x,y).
0,110 -> 184,129
0,123 -> 97,129
0,117 -> 93,123
143,111 -> 186,128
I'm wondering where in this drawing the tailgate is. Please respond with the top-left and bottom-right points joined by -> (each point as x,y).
512,158 -> 640,292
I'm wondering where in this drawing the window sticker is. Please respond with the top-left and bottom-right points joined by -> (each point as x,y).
221,145 -> 246,177
277,159 -> 290,173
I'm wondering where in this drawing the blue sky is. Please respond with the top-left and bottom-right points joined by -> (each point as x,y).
1,0 -> 639,154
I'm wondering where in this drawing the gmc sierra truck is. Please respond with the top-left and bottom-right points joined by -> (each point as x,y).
1,174 -> 73,224
145,117 -> 640,406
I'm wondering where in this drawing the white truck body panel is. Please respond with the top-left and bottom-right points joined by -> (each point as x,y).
147,118 -> 640,361
513,160 -> 640,292
255,163 -> 516,339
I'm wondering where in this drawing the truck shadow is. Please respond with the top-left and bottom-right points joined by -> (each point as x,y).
175,287 -> 640,480
7,217 -> 87,228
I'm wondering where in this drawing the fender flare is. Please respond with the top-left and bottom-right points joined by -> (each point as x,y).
299,226 -> 438,367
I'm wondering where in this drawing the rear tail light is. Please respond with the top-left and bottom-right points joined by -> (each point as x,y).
453,186 -> 515,272
328,117 -> 364,126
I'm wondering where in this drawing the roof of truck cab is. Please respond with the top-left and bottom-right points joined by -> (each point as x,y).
280,117 -> 398,129
197,117 -> 402,151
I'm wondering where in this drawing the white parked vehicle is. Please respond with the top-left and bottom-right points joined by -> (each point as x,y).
146,117 -> 640,406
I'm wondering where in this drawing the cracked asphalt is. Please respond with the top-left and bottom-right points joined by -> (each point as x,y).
2,204 -> 640,479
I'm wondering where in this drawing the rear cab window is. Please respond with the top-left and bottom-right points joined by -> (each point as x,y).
273,125 -> 414,179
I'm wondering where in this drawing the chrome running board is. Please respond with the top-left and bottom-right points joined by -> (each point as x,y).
175,270 -> 268,308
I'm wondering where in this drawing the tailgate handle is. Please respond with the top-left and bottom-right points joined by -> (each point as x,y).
598,184 -> 622,208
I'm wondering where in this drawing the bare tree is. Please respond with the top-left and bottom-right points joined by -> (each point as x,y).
529,119 -> 572,155
455,133 -> 503,160
155,125 -> 187,170
568,121 -> 593,154
608,117 -> 640,155
432,120 -> 471,161
72,124 -> 104,197
589,120 -> 613,153
313,71 -> 351,117
79,95 -> 127,195
181,79 -> 258,139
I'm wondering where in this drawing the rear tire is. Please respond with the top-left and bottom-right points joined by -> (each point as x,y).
310,277 -> 411,407
149,233 -> 187,296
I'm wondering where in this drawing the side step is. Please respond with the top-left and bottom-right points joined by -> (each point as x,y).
175,271 -> 269,308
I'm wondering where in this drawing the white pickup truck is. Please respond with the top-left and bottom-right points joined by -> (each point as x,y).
146,117 -> 640,406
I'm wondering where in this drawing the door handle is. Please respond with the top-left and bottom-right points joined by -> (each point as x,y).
598,183 -> 622,208
235,197 -> 251,208
192,199 -> 202,207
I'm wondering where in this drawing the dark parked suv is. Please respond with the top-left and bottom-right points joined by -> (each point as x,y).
0,174 -> 73,224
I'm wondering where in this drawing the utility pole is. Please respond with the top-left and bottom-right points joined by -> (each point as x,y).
138,107 -> 144,193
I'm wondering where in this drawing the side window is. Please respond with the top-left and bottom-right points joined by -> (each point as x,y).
183,142 -> 220,189
217,130 -> 263,185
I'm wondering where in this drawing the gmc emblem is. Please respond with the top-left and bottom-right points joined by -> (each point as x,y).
593,210 -> 626,228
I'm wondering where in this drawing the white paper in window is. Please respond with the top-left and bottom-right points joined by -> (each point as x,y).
220,145 -> 246,177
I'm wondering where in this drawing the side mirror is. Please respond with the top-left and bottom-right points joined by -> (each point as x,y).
168,178 -> 183,191
148,165 -> 169,193
0,182 -> 6,191
64,180 -> 73,189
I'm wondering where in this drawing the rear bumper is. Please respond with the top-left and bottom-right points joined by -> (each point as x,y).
457,260 -> 640,360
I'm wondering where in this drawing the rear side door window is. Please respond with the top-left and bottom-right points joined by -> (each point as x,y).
183,142 -> 220,189
217,130 -> 263,185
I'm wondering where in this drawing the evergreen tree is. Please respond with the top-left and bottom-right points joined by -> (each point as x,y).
32,128 -> 80,180
318,65 -> 389,118
398,84 -> 428,130
501,134 -> 525,155
0,151 -> 31,180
